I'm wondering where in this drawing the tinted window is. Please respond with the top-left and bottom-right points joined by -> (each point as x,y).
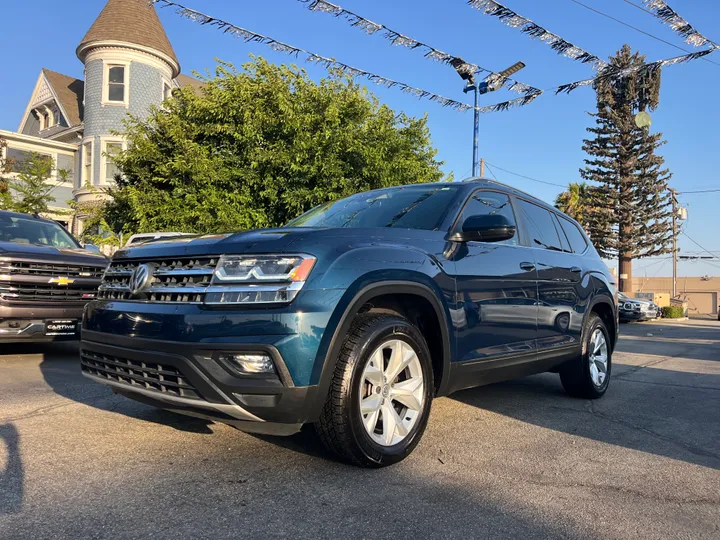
517,199 -> 564,252
558,216 -> 589,253
286,185 -> 460,231
552,214 -> 571,252
457,190 -> 518,245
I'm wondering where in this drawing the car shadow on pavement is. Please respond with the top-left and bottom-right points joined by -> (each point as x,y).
24,342 -> 216,435
0,423 -> 23,515
450,367 -> 720,470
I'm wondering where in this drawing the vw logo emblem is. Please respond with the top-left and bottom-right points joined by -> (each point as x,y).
129,263 -> 154,296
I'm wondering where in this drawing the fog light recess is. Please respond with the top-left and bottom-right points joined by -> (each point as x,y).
219,353 -> 275,374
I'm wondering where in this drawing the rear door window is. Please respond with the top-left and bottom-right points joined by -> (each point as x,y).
551,214 -> 571,252
516,199 -> 564,252
558,216 -> 589,254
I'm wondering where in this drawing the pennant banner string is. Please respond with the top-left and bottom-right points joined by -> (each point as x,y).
153,0 -> 481,112
470,47 -> 714,114
467,0 -> 607,70
639,0 -> 718,49
153,1 -> 712,117
554,48 -> 716,94
298,0 -> 542,96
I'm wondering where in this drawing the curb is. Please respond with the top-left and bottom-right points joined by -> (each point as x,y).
648,317 -> 689,322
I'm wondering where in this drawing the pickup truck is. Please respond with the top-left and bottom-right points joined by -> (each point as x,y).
0,210 -> 108,342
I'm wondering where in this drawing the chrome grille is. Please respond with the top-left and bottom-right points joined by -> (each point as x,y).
98,257 -> 218,303
0,283 -> 98,303
80,349 -> 201,400
0,262 -> 105,278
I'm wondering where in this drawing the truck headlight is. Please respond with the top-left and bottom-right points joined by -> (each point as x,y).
205,254 -> 316,305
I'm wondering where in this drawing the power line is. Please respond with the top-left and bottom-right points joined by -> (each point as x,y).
482,162 -> 568,188
567,0 -> 720,68
484,162 -> 500,181
680,231 -> 719,260
620,0 -> 719,49
677,189 -> 720,194
467,0 -> 607,69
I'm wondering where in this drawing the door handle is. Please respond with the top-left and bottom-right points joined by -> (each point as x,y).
570,266 -> 582,273
520,262 -> 536,272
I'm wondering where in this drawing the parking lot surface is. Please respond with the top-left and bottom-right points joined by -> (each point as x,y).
1,319 -> 718,539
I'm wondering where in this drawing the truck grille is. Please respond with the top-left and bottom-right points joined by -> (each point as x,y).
98,257 -> 218,303
80,349 -> 201,400
0,283 -> 98,303
0,262 -> 105,278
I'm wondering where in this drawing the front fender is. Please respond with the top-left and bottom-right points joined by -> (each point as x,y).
305,273 -> 455,421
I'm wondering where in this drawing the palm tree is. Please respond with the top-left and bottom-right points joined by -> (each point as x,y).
555,182 -> 590,223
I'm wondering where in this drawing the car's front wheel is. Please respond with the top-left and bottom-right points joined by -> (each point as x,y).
315,312 -> 434,467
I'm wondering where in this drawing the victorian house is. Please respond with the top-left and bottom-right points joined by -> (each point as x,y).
0,0 -> 200,233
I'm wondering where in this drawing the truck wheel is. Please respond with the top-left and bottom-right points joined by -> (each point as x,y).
315,312 -> 434,467
560,314 -> 611,399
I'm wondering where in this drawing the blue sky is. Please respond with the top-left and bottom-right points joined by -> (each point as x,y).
1,0 -> 718,277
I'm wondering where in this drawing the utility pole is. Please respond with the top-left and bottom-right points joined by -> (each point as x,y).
480,158 -> 485,177
670,188 -> 678,298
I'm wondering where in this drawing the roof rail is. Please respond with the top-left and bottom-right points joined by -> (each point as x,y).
462,176 -> 546,203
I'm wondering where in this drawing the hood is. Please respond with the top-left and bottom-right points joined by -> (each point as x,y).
116,229 -> 306,260
114,227 -> 442,260
0,241 -> 108,265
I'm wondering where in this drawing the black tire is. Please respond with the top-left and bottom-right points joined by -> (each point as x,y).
315,312 -> 434,467
560,314 -> 611,399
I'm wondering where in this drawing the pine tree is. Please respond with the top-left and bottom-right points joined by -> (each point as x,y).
580,44 -> 673,292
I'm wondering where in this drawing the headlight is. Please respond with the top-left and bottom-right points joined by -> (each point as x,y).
205,254 -> 316,305
212,255 -> 315,283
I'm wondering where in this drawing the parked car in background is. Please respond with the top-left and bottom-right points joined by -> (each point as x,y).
81,179 -> 617,467
0,210 -> 108,342
618,293 -> 660,322
125,232 -> 193,246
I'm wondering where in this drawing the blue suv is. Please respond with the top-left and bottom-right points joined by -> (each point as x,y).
82,179 -> 617,466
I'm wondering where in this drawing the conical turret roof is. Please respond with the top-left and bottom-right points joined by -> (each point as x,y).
77,0 -> 179,75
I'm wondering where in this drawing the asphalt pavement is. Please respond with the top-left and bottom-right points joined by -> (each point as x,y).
1,319 -> 718,539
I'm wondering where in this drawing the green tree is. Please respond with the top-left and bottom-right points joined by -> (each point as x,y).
580,45 -> 673,292
555,182 -> 590,226
0,152 -> 70,214
67,186 -> 123,247
0,147 -> 70,215
107,57 -> 446,234
554,182 -> 610,240
0,139 -> 11,209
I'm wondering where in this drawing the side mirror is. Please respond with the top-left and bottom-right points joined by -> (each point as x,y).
83,244 -> 101,253
448,214 -> 516,243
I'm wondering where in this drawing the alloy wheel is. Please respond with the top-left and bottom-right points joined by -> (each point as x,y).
588,328 -> 609,387
359,339 -> 425,447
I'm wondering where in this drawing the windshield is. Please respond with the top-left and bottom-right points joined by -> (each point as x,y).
0,215 -> 81,249
286,185 -> 461,230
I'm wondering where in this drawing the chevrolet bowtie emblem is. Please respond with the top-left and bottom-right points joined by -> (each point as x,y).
49,277 -> 75,286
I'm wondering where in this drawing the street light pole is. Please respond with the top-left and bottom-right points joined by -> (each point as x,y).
453,60 -> 526,179
464,83 -> 480,177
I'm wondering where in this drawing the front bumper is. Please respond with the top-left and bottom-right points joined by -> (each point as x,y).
80,331 -> 321,435
0,305 -> 84,342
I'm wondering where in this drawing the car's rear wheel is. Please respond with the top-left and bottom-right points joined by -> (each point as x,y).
559,314 -> 611,399
315,312 -> 434,467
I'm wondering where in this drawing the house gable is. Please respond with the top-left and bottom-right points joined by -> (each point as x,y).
18,69 -> 84,137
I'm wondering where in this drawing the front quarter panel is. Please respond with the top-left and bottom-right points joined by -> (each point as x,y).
296,230 -> 456,387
